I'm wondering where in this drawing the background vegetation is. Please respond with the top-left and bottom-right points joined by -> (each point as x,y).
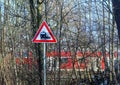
0,0 -> 120,85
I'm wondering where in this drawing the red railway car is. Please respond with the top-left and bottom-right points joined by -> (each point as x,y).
15,51 -> 118,71
46,51 -> 118,71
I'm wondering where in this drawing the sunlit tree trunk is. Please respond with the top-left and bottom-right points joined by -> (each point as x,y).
0,4 -> 2,54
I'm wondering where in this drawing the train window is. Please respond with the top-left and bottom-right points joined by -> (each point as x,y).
61,58 -> 68,63
78,58 -> 87,63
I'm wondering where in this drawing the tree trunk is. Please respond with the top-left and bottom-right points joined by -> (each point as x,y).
112,0 -> 120,41
29,0 -> 43,85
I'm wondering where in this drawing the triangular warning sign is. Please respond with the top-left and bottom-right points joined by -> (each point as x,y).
32,21 -> 57,43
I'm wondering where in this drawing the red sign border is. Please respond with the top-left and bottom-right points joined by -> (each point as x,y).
32,21 -> 57,43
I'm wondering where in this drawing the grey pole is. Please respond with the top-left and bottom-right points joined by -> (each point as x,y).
43,43 -> 46,85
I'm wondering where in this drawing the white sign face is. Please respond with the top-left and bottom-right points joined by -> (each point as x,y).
36,26 -> 52,40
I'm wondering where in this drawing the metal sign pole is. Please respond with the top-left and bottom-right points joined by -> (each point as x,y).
43,43 -> 46,85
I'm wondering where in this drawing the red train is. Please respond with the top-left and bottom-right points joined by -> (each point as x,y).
15,51 -> 118,71
46,51 -> 118,71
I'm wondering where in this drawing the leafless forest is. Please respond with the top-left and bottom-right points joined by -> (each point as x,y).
0,0 -> 120,85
